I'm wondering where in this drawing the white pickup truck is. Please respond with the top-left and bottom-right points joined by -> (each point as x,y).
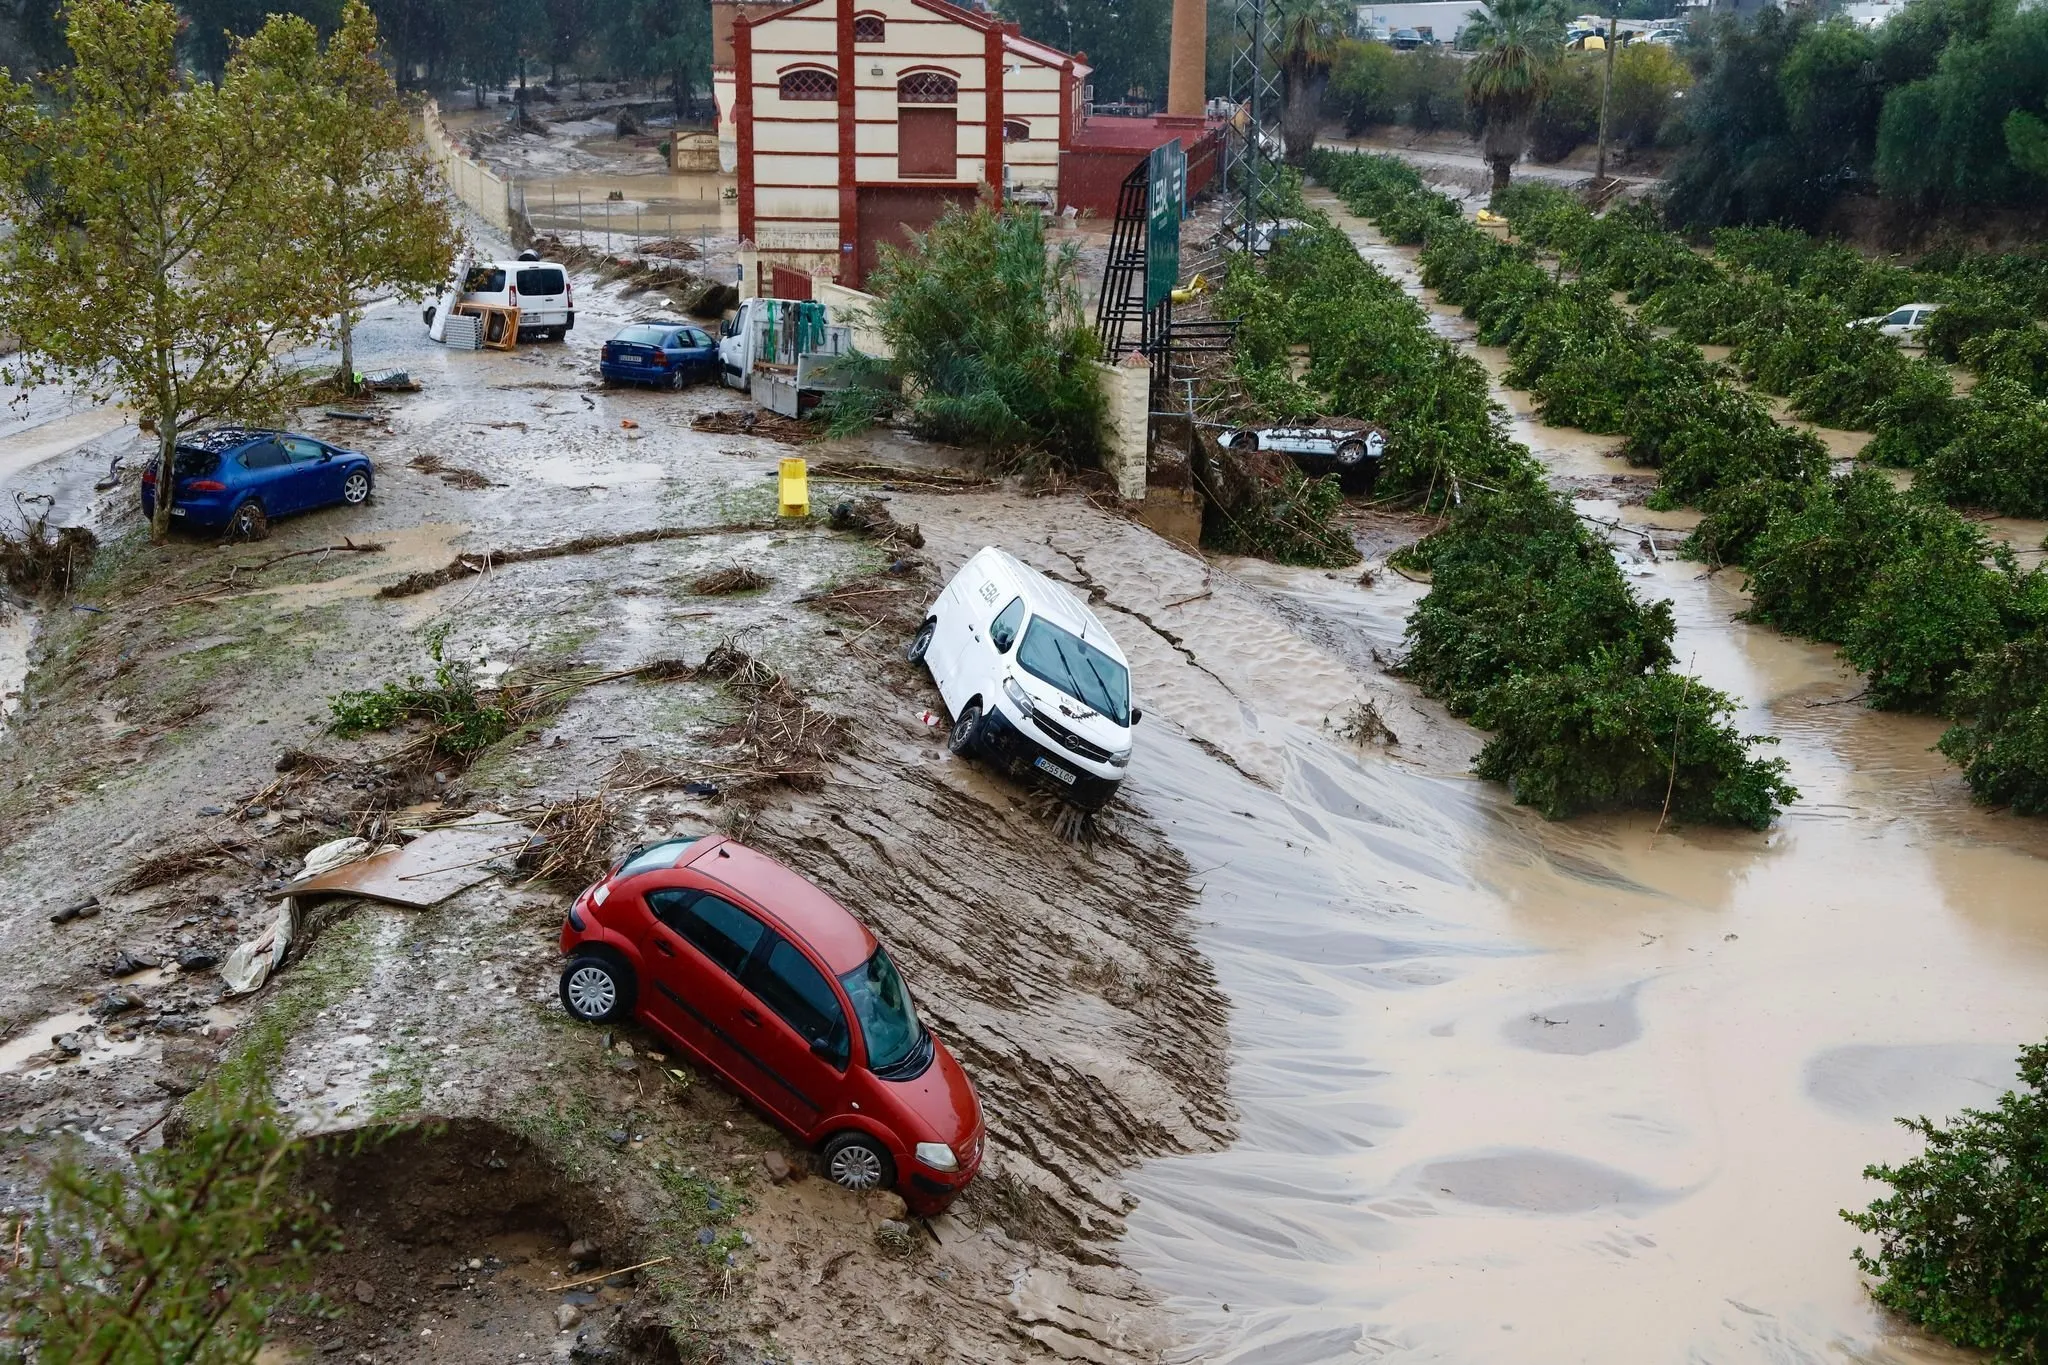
717,296 -> 857,417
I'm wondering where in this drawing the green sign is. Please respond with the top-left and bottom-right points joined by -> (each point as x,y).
1145,138 -> 1186,312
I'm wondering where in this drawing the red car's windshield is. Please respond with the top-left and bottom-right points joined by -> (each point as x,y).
839,947 -> 924,1073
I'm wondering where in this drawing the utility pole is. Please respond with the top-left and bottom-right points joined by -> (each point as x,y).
1593,11 -> 1618,190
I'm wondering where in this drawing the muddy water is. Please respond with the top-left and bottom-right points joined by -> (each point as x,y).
1112,193 -> 2048,1363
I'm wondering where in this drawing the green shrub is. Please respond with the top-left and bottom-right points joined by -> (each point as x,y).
1685,475 -> 1815,567
1627,384 -> 1828,508
1959,326 -> 2048,397
1400,483 -> 1676,713
1922,297 -> 2036,361
1609,42 -> 1691,149
1528,54 -> 1601,163
1744,467 -> 1914,641
1862,360 -> 1963,466
1940,628 -> 2048,813
1639,271 -> 1772,344
1840,520 -> 2012,710
1470,662 -> 1795,826
1326,38 -> 1406,132
328,626 -> 512,755
865,197 -> 1105,461
1919,377 -> 2048,516
1844,1040 -> 2048,1354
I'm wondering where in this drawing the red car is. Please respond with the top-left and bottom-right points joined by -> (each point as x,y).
557,834 -> 984,1213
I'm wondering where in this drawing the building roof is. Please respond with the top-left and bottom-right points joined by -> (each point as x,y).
1070,115 -> 1222,153
1003,30 -> 1090,76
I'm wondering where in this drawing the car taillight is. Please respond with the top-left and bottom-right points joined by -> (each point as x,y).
508,285 -> 519,302
653,354 -> 669,367
186,480 -> 226,492
566,281 -> 574,306
140,470 -> 155,485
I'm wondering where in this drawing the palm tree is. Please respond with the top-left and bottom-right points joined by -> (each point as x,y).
1271,0 -> 1350,164
1464,0 -> 1564,201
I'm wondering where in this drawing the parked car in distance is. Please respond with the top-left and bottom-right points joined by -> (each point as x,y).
421,249 -> 575,342
1854,302 -> 1941,345
600,321 -> 719,389
910,547 -> 1137,811
1220,422 -> 1387,492
557,834 -> 984,1213
1390,26 -> 1424,47
140,427 -> 373,540
1643,27 -> 1683,44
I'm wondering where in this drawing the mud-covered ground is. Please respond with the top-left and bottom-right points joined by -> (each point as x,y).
0,253 -> 1283,1363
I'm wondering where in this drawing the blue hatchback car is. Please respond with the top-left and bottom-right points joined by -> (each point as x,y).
599,321 -> 718,389
140,427 -> 374,540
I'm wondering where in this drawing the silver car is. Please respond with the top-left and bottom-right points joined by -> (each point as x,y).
1221,423 -> 1387,492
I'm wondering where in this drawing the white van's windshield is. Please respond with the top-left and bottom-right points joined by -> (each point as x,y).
1017,618 -> 1131,725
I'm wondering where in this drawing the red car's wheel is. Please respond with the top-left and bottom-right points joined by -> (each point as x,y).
560,954 -> 633,1023
821,1131 -> 895,1193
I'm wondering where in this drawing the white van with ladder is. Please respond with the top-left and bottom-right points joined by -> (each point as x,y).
423,249 -> 576,343
908,547 -> 1139,809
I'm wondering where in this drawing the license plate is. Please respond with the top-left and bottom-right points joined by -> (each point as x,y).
620,354 -> 642,364
1034,756 -> 1076,785
170,507 -> 186,517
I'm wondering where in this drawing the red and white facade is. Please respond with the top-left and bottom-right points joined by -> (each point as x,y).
713,0 -> 1090,290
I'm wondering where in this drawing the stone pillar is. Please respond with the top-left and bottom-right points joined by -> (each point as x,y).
1166,0 -> 1207,119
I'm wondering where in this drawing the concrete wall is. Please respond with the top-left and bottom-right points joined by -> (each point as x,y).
421,101 -> 511,231
1095,358 -> 1150,501
814,280 -> 892,357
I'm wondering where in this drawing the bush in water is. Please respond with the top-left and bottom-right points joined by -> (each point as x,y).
1470,663 -> 1795,827
1918,378 -> 2048,517
1959,326 -> 2048,398
1845,1040 -> 2048,1355
1940,627 -> 2048,814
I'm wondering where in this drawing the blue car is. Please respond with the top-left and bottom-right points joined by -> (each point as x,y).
599,321 -> 718,389
140,427 -> 374,540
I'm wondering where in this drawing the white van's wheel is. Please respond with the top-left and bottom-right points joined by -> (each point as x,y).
948,701 -> 984,757
906,619 -> 935,664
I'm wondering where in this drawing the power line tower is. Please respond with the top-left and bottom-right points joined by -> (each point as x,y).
1221,0 -> 1280,252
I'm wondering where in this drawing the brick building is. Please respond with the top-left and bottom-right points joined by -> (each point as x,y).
711,0 -> 1092,292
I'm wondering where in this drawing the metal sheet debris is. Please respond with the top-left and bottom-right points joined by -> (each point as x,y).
290,812 -> 534,909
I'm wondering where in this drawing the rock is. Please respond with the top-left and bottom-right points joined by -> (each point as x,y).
431,1275 -> 461,1290
604,1128 -> 629,1147
606,1056 -> 637,1075
467,1258 -> 482,1271
603,1269 -> 636,1289
177,949 -> 220,973
353,1279 -> 375,1305
104,950 -> 161,977
567,1238 -> 598,1263
92,991 -> 142,1018
242,805 -> 267,818
611,1040 -> 634,1059
198,805 -> 225,816
52,1033 -> 84,1055
870,1190 -> 909,1221
553,1304 -> 581,1332
762,1151 -> 796,1184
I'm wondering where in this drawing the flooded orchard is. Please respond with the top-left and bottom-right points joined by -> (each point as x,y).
1101,192 -> 2048,1363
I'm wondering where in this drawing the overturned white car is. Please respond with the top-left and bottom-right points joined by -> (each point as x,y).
1217,421 -> 1388,492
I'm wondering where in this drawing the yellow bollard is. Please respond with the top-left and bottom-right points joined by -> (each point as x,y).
778,457 -> 809,517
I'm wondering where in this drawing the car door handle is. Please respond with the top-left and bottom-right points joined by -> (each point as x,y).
739,1007 -> 762,1026
654,938 -> 675,956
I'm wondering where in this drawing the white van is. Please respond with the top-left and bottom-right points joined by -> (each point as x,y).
908,547 -> 1139,809
422,250 -> 576,342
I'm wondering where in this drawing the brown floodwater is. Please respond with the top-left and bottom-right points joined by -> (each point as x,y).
1108,192 -> 2048,1364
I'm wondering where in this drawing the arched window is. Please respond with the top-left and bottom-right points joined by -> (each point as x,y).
853,13 -> 885,41
897,71 -> 959,103
1002,119 -> 1030,142
779,67 -> 838,101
